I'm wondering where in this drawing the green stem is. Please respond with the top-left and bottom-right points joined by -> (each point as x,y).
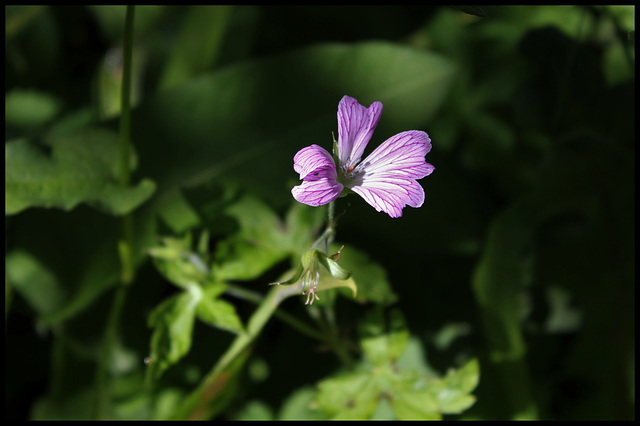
225,284 -> 325,342
118,6 -> 134,189
311,201 -> 336,253
93,5 -> 136,418
119,4 -> 136,285
170,284 -> 307,420
93,284 -> 129,417
324,301 -> 354,369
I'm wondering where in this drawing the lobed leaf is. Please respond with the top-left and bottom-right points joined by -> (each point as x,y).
5,128 -> 156,216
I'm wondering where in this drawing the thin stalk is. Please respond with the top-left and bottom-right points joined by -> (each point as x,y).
93,5 -> 136,419
225,284 -> 325,342
311,201 -> 336,253
118,4 -> 136,285
171,284 -> 308,419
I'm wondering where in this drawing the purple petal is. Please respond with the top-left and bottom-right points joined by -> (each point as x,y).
292,177 -> 343,207
337,96 -> 383,169
347,131 -> 434,217
292,144 -> 343,207
355,130 -> 433,179
293,144 -> 336,179
350,177 -> 425,218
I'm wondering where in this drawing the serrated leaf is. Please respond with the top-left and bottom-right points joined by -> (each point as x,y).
444,358 -> 480,395
422,358 -> 479,415
316,370 -> 379,420
212,195 -> 290,281
359,308 -> 409,366
147,288 -> 201,381
196,286 -> 245,335
390,389 -> 441,420
278,386 -> 325,420
5,128 -> 156,216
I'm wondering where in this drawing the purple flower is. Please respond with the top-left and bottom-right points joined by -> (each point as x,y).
291,95 -> 434,218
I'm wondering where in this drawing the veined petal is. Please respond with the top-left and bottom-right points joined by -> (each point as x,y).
292,144 -> 343,207
346,130 -> 433,218
355,130 -> 433,179
293,144 -> 336,180
292,177 -> 343,207
337,96 -> 383,169
350,177 -> 425,218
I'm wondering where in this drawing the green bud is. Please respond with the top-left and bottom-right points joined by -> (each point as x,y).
269,246 -> 352,305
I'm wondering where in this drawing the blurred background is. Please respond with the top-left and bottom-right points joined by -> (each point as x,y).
5,5 -> 634,420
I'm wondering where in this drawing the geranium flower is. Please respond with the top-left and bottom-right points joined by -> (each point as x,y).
291,95 -> 434,218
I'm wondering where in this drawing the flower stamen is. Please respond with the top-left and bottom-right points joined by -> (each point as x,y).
304,287 -> 320,305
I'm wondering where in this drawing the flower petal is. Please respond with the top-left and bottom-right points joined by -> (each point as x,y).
292,144 -> 343,207
349,177 -> 425,218
293,144 -> 336,180
292,177 -> 343,207
355,130 -> 433,179
337,96 -> 383,169
347,130 -> 434,217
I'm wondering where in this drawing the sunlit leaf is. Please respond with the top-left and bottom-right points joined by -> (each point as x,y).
437,358 -> 480,411
212,194 -> 290,281
278,386 -> 325,420
316,370 -> 379,420
196,285 -> 245,335
390,388 -> 441,420
359,308 -> 409,366
5,128 -> 156,216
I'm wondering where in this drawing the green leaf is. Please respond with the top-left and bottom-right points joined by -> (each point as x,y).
435,358 -> 479,413
359,308 -> 409,366
5,128 -> 156,216
282,202 -> 326,256
196,285 -> 245,335
315,318 -> 478,420
5,89 -> 60,129
232,400 -> 274,421
149,236 -> 209,290
450,6 -> 490,18
147,288 -> 201,381
6,249 -> 66,317
316,370 -> 379,420
212,194 -> 290,281
330,244 -> 397,305
159,6 -> 232,90
278,386 -> 326,420
317,251 -> 351,281
472,201 -> 535,363
390,388 -> 441,420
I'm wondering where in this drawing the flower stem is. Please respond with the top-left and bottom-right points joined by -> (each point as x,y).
170,284 -> 310,419
311,201 -> 337,254
225,284 -> 325,342
93,5 -> 136,419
